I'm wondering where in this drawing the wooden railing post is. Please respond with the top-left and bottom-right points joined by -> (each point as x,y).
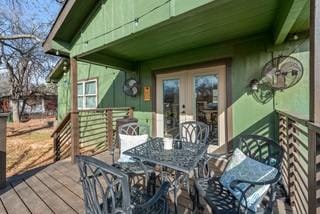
308,128 -> 317,214
0,113 -> 8,189
107,109 -> 113,150
287,118 -> 295,207
281,115 -> 290,196
53,133 -> 59,162
70,58 -> 79,163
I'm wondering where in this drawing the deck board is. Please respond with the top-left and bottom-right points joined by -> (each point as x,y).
0,151 -> 292,214
35,171 -> 84,213
45,167 -> 83,199
24,175 -> 77,214
0,199 -> 7,214
0,185 -> 30,214
11,180 -> 53,214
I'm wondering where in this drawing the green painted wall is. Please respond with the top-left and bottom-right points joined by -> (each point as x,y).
69,0 -> 280,59
57,72 -> 70,120
57,35 -> 309,141
56,62 -> 128,120
70,0 -> 217,56
274,39 -> 309,117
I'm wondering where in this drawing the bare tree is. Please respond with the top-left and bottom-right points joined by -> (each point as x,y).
0,0 -> 62,42
0,1 -> 60,122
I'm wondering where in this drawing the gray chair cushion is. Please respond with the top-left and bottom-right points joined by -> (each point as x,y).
220,148 -> 278,212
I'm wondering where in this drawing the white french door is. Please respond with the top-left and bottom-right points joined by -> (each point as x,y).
156,65 -> 226,147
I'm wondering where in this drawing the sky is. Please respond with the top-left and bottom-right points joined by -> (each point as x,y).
0,0 -> 63,83
0,0 -> 62,36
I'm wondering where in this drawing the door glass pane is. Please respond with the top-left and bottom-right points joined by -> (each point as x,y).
163,79 -> 180,137
194,75 -> 218,144
85,81 -> 96,95
85,96 -> 96,108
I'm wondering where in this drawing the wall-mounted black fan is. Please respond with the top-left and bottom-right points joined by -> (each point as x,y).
123,78 -> 139,97
261,56 -> 303,90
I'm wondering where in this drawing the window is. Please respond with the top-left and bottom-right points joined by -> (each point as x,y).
77,79 -> 97,109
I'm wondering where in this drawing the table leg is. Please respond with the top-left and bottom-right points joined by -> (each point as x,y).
174,183 -> 178,214
173,172 -> 179,214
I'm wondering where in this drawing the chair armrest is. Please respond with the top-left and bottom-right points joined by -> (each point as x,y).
205,153 -> 229,162
229,171 -> 281,213
230,171 -> 281,188
134,181 -> 170,210
200,153 -> 228,178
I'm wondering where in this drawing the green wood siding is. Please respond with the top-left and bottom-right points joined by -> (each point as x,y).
57,34 -> 309,141
69,0 -> 280,58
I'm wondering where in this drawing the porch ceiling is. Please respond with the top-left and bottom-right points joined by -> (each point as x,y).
78,0 -> 308,64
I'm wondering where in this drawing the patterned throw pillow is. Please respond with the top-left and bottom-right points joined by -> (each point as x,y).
220,148 -> 278,212
118,134 -> 148,163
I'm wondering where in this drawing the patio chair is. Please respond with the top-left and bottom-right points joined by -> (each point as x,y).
111,122 -> 156,192
77,155 -> 170,214
161,121 -> 209,201
176,121 -> 209,144
176,121 -> 209,178
195,135 -> 284,213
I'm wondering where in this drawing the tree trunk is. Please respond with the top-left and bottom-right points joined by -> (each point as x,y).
11,99 -> 20,122
19,99 -> 27,121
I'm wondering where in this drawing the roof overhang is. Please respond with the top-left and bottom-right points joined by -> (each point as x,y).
44,0 -> 309,70
46,59 -> 67,83
43,0 -> 75,56
43,0 -> 99,56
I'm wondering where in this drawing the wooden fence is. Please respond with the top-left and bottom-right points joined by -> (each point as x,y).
52,107 -> 133,161
277,110 -> 320,214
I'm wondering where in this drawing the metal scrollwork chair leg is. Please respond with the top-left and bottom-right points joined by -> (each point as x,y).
147,172 -> 157,195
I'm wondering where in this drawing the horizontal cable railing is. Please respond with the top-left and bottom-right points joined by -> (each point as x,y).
52,107 -> 133,160
52,112 -> 71,161
78,107 -> 133,155
276,110 -> 320,214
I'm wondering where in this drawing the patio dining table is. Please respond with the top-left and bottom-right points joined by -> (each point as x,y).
123,137 -> 208,213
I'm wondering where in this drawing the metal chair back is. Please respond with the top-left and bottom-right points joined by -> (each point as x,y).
76,155 -> 132,214
179,121 -> 209,144
237,135 -> 283,169
118,122 -> 149,136
112,122 -> 149,164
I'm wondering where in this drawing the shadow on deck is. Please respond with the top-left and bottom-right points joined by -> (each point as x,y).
0,151 -> 293,214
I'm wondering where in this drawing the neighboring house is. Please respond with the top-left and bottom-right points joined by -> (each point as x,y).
0,81 -> 10,113
44,1 -> 319,212
19,93 -> 57,117
0,92 -> 57,117
0,96 -> 10,113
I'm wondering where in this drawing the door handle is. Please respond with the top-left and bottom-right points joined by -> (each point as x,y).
181,110 -> 186,114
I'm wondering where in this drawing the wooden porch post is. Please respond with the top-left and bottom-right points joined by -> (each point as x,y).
0,113 -> 8,189
309,0 -> 320,212
310,0 -> 320,122
70,58 -> 79,163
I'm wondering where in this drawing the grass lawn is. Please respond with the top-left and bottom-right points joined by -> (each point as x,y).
6,118 -> 55,177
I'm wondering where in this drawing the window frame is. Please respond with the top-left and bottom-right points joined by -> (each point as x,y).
77,79 -> 98,110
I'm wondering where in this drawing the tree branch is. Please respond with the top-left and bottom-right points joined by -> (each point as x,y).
0,34 -> 42,42
0,41 -> 24,55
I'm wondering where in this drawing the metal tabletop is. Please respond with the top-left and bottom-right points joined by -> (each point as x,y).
123,137 -> 208,174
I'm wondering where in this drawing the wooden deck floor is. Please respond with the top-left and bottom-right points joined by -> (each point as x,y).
0,151 -> 293,214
